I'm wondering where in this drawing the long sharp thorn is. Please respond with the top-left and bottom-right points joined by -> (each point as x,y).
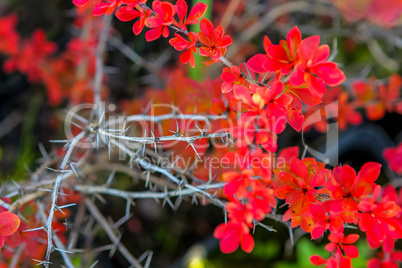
166,198 -> 174,209
38,143 -> 50,161
150,130 -> 157,153
138,250 -> 149,263
195,124 -> 203,135
145,171 -> 150,188
260,71 -> 269,83
142,143 -> 146,157
190,143 -> 201,159
89,260 -> 99,268
23,226 -> 45,232
46,167 -> 70,173
122,125 -> 131,135
32,259 -> 52,265
58,203 -> 76,209
244,62 -> 252,77
191,194 -> 198,205
144,251 -> 153,268
49,139 -> 69,143
55,247 -> 74,254
108,138 -> 111,160
208,164 -> 213,183
68,161 -> 79,178
125,199 -> 131,218
106,169 -> 116,186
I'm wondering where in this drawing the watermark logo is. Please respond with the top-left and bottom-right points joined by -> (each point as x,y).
64,100 -> 340,168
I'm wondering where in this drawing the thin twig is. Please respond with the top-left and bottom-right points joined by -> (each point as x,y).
94,15 -> 112,106
85,198 -> 143,268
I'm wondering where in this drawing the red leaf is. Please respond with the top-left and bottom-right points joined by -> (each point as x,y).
241,232 -> 254,253
267,45 -> 288,61
145,27 -> 162,41
220,230 -> 239,253
310,255 -> 327,265
287,109 -> 304,132
312,44 -> 330,64
246,54 -> 268,73
312,62 -> 346,86
343,234 -> 360,244
217,36 -> 233,48
299,36 -> 320,61
343,245 -> 359,258
290,157 -> 308,179
340,257 -> 352,268
186,3 -> 207,24
278,172 -> 300,188
286,26 -> 301,58
311,226 -> 326,239
278,146 -> 299,163
5,231 -> 21,248
0,212 -> 20,236
275,186 -> 297,199
290,87 -> 323,105
116,8 -> 139,21
145,17 -> 161,28
175,0 -> 187,22
310,204 -> 326,219
72,0 -> 89,7
199,18 -> 214,40
358,162 -> 381,183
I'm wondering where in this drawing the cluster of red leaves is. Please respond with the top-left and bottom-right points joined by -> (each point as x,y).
213,148 -> 277,253
310,233 -> 360,267
353,74 -> 402,121
213,142 -> 402,267
333,0 -> 402,28
221,26 -> 346,154
74,0 -> 233,67
302,74 -> 402,133
0,198 -> 46,262
0,13 -> 108,106
0,189 -> 81,266
0,13 -> 19,55
303,86 -> 362,132
384,143 -> 402,175
0,204 -> 20,252
247,26 -> 345,100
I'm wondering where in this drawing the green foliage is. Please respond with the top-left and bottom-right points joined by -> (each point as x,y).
252,240 -> 281,260
351,240 -> 370,268
275,237 -> 370,268
275,238 -> 328,268
189,0 -> 212,81
13,92 -> 43,180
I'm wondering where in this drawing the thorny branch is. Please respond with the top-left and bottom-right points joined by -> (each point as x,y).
43,131 -> 86,266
